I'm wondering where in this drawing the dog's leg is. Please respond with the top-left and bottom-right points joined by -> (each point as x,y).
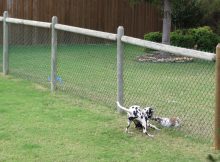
133,120 -> 142,129
148,123 -> 160,130
141,119 -> 154,137
125,119 -> 133,133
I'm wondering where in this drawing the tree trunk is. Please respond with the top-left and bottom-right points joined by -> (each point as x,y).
158,0 -> 171,57
162,0 -> 171,45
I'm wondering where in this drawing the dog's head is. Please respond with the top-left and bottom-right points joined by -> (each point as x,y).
143,107 -> 154,119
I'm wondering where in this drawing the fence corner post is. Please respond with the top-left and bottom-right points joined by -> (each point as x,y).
3,11 -> 9,75
51,16 -> 58,92
215,43 -> 220,150
117,26 -> 124,113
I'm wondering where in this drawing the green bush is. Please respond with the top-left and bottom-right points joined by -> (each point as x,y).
144,26 -> 220,52
170,32 -> 195,49
144,32 -> 162,43
189,26 -> 220,52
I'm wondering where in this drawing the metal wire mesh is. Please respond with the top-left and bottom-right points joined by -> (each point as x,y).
57,31 -> 117,106
0,21 -> 3,72
124,43 -> 215,142
2,21 -> 216,143
8,23 -> 51,87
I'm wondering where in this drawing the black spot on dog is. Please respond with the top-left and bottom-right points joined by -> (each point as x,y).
128,117 -> 137,120
133,110 -> 137,116
134,121 -> 143,129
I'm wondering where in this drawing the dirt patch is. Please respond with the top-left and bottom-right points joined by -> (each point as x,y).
136,51 -> 193,63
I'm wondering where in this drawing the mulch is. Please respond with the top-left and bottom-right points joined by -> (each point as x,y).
136,51 -> 193,63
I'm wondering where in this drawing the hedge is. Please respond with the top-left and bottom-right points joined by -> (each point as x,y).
144,26 -> 220,52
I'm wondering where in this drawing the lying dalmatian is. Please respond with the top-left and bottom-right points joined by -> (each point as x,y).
116,101 -> 160,137
152,116 -> 181,127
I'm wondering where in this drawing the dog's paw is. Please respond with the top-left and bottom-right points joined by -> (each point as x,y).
125,129 -> 133,134
147,133 -> 154,138
128,131 -> 134,134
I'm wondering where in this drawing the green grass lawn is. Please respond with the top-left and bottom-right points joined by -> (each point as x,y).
0,75 -> 216,162
0,43 -> 215,143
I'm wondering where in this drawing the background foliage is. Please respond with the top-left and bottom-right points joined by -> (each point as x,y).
144,26 -> 220,52
171,0 -> 203,29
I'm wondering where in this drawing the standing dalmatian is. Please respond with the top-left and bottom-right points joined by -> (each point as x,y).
116,102 -> 159,137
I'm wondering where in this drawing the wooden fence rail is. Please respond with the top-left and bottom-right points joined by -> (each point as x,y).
121,36 -> 216,61
6,17 -> 51,28
0,15 -> 216,61
55,24 -> 117,41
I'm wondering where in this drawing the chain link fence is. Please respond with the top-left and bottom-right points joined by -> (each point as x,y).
124,44 -> 215,142
0,16 -> 216,144
57,31 -> 117,106
8,23 -> 51,87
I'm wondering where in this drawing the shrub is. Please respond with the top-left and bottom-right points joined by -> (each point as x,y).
189,26 -> 220,52
144,32 -> 162,43
144,26 -> 220,52
170,32 -> 195,49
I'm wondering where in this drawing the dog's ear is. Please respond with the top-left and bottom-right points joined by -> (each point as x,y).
147,107 -> 153,114
151,117 -> 157,121
149,107 -> 154,113
148,107 -> 155,118
153,117 -> 162,122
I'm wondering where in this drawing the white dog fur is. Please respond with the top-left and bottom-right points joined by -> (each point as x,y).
153,117 -> 180,127
116,101 -> 159,137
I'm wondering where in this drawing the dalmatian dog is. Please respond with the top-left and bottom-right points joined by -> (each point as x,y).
152,117 -> 181,127
116,101 -> 160,137
133,107 -> 155,129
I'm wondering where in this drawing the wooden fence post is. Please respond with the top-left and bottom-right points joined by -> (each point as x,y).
117,26 -> 124,113
51,16 -> 58,92
215,43 -> 220,150
3,11 -> 9,75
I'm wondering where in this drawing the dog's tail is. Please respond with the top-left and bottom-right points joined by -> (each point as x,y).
116,101 -> 131,114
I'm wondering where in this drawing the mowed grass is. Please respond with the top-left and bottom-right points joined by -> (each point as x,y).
0,75 -> 215,162
0,43 -> 215,141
